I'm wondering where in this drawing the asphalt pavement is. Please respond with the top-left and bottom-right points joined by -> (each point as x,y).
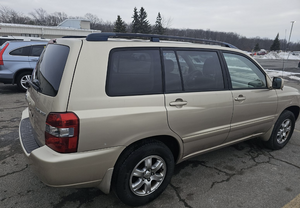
1,59 -> 300,208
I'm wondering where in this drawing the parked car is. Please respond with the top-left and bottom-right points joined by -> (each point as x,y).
0,36 -> 47,46
0,40 -> 47,91
19,33 -> 300,206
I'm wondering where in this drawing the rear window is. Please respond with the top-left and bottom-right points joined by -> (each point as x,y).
34,44 -> 69,96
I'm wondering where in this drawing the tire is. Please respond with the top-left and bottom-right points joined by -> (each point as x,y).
264,110 -> 295,150
112,140 -> 175,206
16,71 -> 32,92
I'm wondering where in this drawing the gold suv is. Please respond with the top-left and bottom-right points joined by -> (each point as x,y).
19,33 -> 300,206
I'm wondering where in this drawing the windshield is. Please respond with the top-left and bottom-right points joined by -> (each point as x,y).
33,44 -> 70,96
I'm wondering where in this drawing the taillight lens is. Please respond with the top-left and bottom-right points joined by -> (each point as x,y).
0,43 -> 9,65
45,112 -> 79,153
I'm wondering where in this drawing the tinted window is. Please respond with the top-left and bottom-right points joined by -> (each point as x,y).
10,46 -> 31,56
163,51 -> 182,92
163,50 -> 224,92
34,44 -> 69,96
106,49 -> 162,96
223,53 -> 266,89
30,45 -> 45,56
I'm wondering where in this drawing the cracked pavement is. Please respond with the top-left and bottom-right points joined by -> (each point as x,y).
1,72 -> 300,208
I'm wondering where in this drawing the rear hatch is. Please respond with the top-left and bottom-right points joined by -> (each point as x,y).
26,39 -> 83,147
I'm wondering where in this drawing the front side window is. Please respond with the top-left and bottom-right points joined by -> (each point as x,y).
106,49 -> 162,96
223,53 -> 266,89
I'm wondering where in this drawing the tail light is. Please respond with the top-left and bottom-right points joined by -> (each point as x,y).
45,112 -> 79,153
0,43 -> 9,65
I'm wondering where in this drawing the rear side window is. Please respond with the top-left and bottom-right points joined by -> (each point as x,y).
106,49 -> 162,96
10,46 -> 31,56
163,50 -> 224,92
34,44 -> 69,96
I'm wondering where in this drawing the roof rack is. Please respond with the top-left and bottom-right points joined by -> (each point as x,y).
86,32 -> 238,49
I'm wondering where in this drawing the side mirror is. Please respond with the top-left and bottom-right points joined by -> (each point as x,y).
272,77 -> 284,89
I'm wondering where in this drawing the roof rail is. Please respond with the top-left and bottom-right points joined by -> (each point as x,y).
62,36 -> 87,38
86,32 -> 238,49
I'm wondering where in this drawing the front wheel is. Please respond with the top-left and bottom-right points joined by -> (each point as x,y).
264,110 -> 295,150
16,72 -> 31,92
112,140 -> 175,206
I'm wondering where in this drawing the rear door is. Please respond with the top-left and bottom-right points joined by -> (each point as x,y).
163,49 -> 233,159
27,43 -> 73,146
222,52 -> 277,142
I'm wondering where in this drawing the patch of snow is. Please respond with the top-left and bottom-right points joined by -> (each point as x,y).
253,51 -> 300,60
265,69 -> 300,81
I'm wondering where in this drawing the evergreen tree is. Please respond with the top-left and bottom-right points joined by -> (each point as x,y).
138,7 -> 151,34
131,7 -> 140,33
153,12 -> 164,35
254,43 -> 260,51
113,15 -> 126,33
270,33 -> 280,51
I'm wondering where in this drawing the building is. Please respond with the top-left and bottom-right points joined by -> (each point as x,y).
0,19 -> 100,39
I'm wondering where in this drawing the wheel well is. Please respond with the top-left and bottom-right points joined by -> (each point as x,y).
111,135 -> 180,193
13,69 -> 33,84
285,106 -> 300,120
116,136 -> 180,166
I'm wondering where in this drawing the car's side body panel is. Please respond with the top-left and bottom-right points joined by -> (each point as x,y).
18,37 -> 300,201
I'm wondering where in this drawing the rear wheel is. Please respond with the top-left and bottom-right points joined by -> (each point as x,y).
16,71 -> 31,92
112,140 -> 175,206
264,110 -> 295,150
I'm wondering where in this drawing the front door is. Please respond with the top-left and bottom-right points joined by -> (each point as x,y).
222,52 -> 277,142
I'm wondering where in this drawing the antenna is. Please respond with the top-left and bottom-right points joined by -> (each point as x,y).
282,21 -> 296,78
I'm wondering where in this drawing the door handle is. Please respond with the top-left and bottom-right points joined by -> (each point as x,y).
234,95 -> 246,102
169,98 -> 187,108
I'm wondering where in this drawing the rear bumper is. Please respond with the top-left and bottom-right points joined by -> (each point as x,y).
19,108 -> 124,192
0,77 -> 13,84
0,68 -> 14,84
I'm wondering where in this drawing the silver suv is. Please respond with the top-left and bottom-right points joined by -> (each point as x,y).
0,40 -> 47,91
19,33 -> 300,206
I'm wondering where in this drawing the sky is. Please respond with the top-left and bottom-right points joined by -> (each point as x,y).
1,0 -> 300,43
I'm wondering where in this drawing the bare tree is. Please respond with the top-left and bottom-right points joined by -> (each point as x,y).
29,8 -> 48,25
49,12 -> 68,25
84,13 -> 100,29
161,15 -> 172,29
0,6 -> 30,24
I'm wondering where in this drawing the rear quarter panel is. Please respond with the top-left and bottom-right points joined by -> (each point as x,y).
67,41 -> 182,153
